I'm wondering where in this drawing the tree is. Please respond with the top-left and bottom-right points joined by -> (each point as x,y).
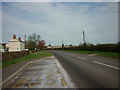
37,40 -> 46,49
26,33 -> 41,50
27,33 -> 41,43
69,44 -> 73,46
26,40 -> 36,50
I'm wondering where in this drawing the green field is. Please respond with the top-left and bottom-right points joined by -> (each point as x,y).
2,51 -> 52,67
63,50 -> 119,59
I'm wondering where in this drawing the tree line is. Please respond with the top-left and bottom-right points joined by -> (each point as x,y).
25,33 -> 119,52
25,33 -> 46,50
63,42 -> 119,52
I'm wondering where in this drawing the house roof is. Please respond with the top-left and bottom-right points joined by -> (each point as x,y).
8,41 -> 24,43
8,39 -> 24,43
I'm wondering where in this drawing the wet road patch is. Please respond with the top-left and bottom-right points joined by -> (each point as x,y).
4,56 -> 77,88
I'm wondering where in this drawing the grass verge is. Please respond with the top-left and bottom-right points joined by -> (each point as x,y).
63,50 -> 119,59
2,50 -> 52,67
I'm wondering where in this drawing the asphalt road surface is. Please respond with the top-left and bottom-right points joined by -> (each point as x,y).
50,50 -> 119,88
3,56 -> 77,88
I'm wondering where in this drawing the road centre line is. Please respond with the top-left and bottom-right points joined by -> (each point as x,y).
77,57 -> 87,60
66,53 -> 74,56
93,61 -> 120,70
73,55 -> 119,70
69,54 -> 72,56
88,54 -> 98,56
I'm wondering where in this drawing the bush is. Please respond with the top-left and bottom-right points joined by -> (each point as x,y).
2,51 -> 29,62
64,43 -> 119,52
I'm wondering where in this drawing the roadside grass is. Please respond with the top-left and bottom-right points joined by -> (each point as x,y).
63,50 -> 119,59
2,50 -> 52,67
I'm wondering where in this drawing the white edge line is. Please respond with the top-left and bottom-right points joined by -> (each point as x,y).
93,61 -> 120,70
77,57 -> 86,60
54,57 -> 77,88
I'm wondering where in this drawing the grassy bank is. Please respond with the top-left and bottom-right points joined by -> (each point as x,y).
63,50 -> 119,59
2,50 -> 52,67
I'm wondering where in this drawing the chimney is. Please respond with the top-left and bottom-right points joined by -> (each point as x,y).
18,37 -> 21,41
13,35 -> 16,39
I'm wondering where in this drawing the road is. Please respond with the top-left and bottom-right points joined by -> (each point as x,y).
3,56 -> 77,88
50,50 -> 119,88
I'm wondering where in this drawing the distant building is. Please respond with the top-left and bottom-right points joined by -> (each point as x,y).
6,35 -> 25,52
47,46 -> 62,49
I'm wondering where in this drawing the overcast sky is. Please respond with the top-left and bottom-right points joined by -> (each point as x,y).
2,2 -> 118,46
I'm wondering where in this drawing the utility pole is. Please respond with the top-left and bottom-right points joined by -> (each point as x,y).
24,35 -> 27,48
49,42 -> 51,46
83,31 -> 86,45
62,41 -> 64,49
24,35 -> 26,42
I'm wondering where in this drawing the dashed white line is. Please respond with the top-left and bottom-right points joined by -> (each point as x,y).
68,54 -> 119,70
69,55 -> 74,57
93,61 -> 120,70
89,54 -> 98,56
77,57 -> 86,60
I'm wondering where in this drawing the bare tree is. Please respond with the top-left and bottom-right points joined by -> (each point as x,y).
26,33 -> 41,50
37,35 -> 41,43
37,40 -> 46,49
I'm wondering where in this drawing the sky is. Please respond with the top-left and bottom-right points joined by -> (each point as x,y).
1,1 -> 118,46
1,0 -> 119,2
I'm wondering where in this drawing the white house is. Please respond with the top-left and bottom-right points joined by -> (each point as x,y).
6,35 -> 25,52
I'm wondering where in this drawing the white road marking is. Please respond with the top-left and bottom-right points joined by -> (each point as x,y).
89,54 -> 98,56
69,55 -> 74,57
54,58 -> 77,88
93,61 -> 120,70
51,56 -> 54,59
77,57 -> 86,60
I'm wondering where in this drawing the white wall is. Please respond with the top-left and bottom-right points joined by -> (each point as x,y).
6,41 -> 25,52
20,42 -> 25,51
